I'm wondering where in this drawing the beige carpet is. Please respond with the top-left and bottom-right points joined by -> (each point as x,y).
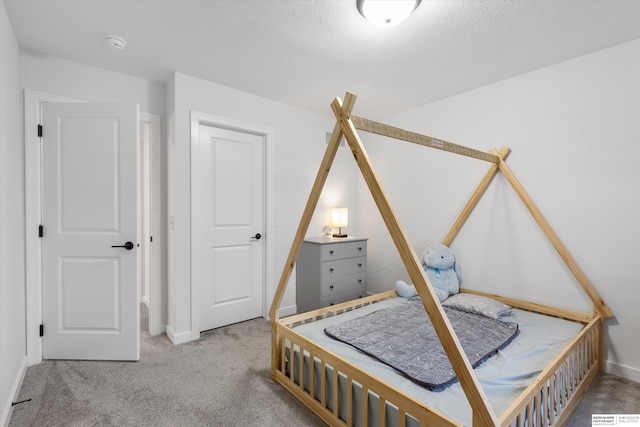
10,316 -> 325,426
566,371 -> 640,427
9,309 -> 640,426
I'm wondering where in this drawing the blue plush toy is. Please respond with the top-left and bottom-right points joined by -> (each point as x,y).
395,244 -> 462,302
423,244 -> 461,301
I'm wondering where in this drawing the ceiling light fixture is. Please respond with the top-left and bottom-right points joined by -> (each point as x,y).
105,34 -> 127,50
357,0 -> 421,28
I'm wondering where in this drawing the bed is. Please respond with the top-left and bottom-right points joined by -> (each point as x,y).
268,92 -> 612,426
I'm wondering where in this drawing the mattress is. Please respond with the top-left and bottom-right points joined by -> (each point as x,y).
292,296 -> 584,426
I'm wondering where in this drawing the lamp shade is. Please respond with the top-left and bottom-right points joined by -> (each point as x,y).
331,208 -> 349,228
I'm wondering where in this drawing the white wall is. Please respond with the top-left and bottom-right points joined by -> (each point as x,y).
167,73 -> 358,341
0,2 -> 27,424
359,39 -> 640,381
19,52 -> 165,117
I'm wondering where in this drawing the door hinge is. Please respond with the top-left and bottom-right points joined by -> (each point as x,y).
37,125 -> 43,137
39,324 -> 44,337
38,225 -> 43,238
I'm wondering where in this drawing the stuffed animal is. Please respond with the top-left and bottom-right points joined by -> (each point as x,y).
394,244 -> 462,302
422,244 -> 461,302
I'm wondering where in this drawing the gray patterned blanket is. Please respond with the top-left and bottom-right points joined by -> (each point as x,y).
324,299 -> 519,390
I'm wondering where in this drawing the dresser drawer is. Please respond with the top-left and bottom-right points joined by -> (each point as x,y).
322,257 -> 366,277
321,272 -> 366,296
321,240 -> 366,261
322,289 -> 366,307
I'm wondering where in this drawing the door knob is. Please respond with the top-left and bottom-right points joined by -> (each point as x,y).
112,241 -> 134,250
251,233 -> 262,241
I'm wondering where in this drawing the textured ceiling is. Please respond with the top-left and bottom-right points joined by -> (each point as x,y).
4,0 -> 640,117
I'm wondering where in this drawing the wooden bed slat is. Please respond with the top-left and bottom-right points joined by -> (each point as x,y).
398,409 -> 406,427
309,351 -> 315,400
378,396 -> 386,427
281,290 -> 397,328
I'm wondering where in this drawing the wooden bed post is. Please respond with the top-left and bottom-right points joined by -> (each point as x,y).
497,157 -> 614,319
331,94 -> 500,426
268,93 -> 357,380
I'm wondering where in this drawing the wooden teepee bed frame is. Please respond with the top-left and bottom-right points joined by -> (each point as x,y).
268,92 -> 613,427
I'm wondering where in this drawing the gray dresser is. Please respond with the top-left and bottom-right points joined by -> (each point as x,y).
296,237 -> 367,312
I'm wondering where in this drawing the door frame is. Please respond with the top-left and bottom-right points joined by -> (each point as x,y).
189,111 -> 274,341
139,112 -> 164,337
24,90 -> 163,364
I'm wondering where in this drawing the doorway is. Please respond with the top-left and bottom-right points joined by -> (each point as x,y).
139,113 -> 163,337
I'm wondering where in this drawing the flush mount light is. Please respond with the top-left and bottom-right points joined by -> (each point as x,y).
105,34 -> 127,50
356,0 -> 421,28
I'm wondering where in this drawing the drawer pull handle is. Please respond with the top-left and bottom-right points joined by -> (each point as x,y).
329,285 -> 334,289
358,247 -> 362,251
358,263 -> 362,268
329,268 -> 334,273
329,250 -> 334,255
358,279 -> 362,283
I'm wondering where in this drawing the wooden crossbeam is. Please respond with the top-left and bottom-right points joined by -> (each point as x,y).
351,115 -> 500,164
332,95 -> 500,427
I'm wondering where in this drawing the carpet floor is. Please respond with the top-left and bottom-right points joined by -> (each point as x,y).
9,309 -> 640,426
10,315 -> 325,427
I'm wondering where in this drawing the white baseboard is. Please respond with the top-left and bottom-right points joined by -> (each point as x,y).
141,295 -> 150,309
278,304 -> 297,319
165,325 -> 192,345
604,360 -> 640,384
1,356 -> 28,427
149,324 -> 166,337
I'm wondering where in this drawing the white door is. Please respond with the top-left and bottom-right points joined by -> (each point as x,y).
192,124 -> 264,331
41,103 -> 140,361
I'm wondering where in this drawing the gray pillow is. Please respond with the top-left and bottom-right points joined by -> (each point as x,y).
442,293 -> 512,319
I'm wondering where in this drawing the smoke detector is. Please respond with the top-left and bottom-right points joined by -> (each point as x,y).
105,35 -> 127,50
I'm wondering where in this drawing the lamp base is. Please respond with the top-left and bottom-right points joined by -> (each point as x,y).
332,233 -> 348,238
